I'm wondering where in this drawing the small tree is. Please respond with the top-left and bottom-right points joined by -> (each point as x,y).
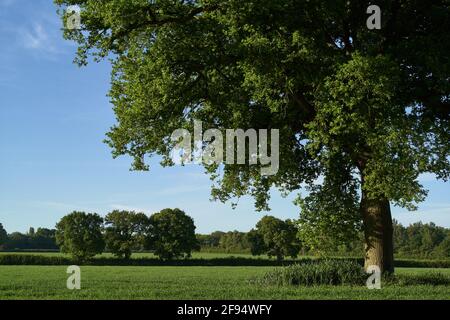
209,231 -> 225,247
55,211 -> 105,262
147,208 -> 199,260
28,227 -> 35,236
196,231 -> 225,249
0,223 -> 8,249
250,216 -> 300,261
219,231 -> 250,253
247,229 -> 266,256
104,210 -> 150,259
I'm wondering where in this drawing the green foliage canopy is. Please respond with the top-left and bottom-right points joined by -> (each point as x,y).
104,210 -> 150,259
249,215 -> 301,260
55,211 -> 105,261
55,0 -> 450,246
147,208 -> 199,260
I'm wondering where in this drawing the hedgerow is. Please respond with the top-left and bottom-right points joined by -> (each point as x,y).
1,254 -> 449,268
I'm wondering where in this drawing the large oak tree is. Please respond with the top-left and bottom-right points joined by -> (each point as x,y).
55,0 -> 449,272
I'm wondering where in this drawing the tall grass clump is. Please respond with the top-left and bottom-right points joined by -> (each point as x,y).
258,259 -> 367,286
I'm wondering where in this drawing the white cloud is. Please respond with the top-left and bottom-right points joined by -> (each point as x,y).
155,184 -> 209,196
109,204 -> 153,214
33,201 -> 76,210
20,23 -> 57,53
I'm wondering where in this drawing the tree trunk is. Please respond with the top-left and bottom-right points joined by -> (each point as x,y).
361,193 -> 395,274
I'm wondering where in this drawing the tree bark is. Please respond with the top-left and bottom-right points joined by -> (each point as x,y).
361,193 -> 395,274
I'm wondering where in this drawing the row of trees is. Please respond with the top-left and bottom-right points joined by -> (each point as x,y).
55,208 -> 198,261
55,212 -> 301,261
1,214 -> 300,261
2,217 -> 449,260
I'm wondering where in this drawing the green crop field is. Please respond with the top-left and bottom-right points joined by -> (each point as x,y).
1,252 -> 449,299
0,266 -> 449,300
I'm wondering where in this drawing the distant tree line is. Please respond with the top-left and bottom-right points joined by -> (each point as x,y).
196,218 -> 450,259
319,220 -> 450,259
0,225 -> 58,251
392,220 -> 450,259
197,231 -> 249,253
1,216 -> 449,260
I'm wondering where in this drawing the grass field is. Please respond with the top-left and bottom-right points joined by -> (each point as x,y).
1,252 -> 448,299
0,266 -> 449,300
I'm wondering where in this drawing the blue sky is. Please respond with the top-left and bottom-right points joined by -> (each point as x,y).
0,0 -> 449,234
